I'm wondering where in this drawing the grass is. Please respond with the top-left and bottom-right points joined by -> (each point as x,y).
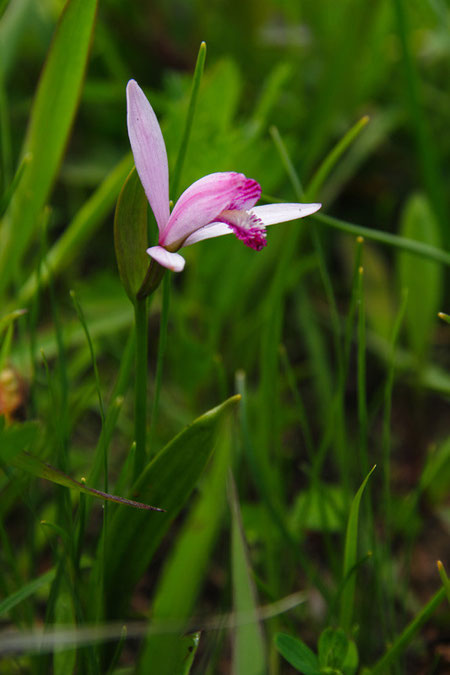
0,0 -> 449,673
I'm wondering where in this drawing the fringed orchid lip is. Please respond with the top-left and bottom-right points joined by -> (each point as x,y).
126,79 -> 322,272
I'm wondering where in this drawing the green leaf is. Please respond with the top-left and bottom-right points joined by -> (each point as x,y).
137,418 -> 233,675
275,633 -> 320,674
339,466 -> 376,632
397,193 -> 443,360
114,167 -> 149,302
99,394 -> 241,617
10,451 -> 163,511
179,632 -> 201,675
318,628 -> 349,669
229,474 -> 266,675
342,639 -> 359,675
0,0 -> 98,295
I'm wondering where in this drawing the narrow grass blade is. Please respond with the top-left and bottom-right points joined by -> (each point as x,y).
314,213 -> 450,267
369,587 -> 446,674
392,0 -> 447,235
229,473 -> 266,675
15,154 -> 133,309
99,395 -> 241,618
0,0 -> 98,295
137,418 -> 233,675
10,452 -> 164,511
171,41 -> 206,197
339,465 -> 376,632
0,568 -> 56,617
305,115 -> 370,200
437,561 -> 450,605
0,152 -> 32,217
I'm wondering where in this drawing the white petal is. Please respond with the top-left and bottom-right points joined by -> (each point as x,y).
250,203 -> 321,226
146,245 -> 185,272
182,222 -> 232,247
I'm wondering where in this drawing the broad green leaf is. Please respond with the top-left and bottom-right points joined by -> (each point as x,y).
99,395 -> 241,617
10,452 -> 163,511
274,633 -> 320,674
318,627 -> 349,669
114,167 -> 149,302
229,474 -> 266,675
0,0 -> 98,295
398,193 -> 443,360
339,466 -> 376,632
0,568 -> 55,617
137,419 -> 233,675
361,244 -> 396,340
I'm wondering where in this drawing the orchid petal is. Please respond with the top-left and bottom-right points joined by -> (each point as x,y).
250,203 -> 321,225
126,80 -> 170,233
182,222 -> 232,246
146,245 -> 185,272
160,172 -> 261,248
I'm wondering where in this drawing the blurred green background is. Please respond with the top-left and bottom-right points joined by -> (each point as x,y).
1,0 -> 449,672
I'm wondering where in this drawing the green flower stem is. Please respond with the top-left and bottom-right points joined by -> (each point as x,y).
133,296 -> 148,481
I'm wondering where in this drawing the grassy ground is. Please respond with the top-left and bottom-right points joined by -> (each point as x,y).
0,0 -> 449,673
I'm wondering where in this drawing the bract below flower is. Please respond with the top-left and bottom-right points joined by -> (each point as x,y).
126,79 -> 321,272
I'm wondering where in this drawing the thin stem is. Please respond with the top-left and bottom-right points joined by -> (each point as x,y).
149,272 -> 171,455
133,296 -> 148,481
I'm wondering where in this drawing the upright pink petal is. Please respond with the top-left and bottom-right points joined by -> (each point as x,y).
126,80 -> 170,233
160,172 -> 261,249
250,203 -> 321,225
146,245 -> 185,272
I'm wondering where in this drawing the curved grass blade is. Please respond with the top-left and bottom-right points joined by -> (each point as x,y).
10,452 -> 164,511
0,0 -> 98,295
339,465 -> 376,632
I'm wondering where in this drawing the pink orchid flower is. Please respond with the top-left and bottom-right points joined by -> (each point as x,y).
126,79 -> 321,272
